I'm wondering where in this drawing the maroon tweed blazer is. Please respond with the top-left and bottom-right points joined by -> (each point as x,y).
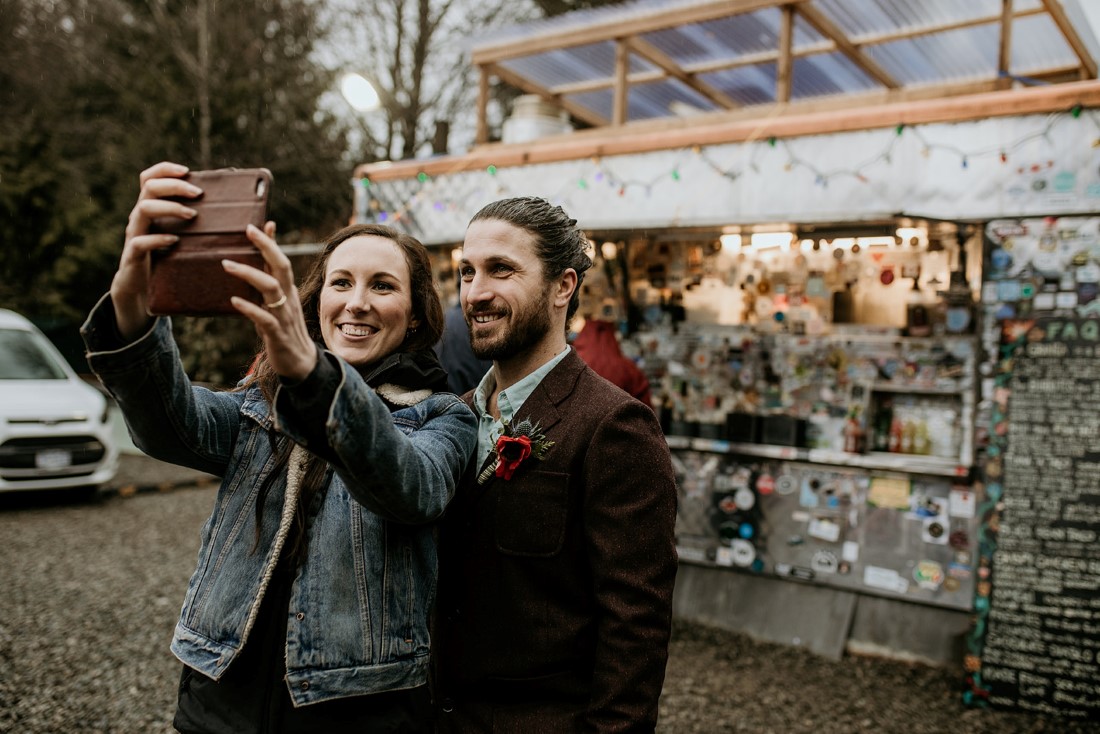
434,349 -> 678,733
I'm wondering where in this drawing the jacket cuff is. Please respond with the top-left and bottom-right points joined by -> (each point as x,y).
81,292 -> 170,373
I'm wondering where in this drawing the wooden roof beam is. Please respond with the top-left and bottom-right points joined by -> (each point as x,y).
557,75 -> 1068,135
1039,0 -> 1097,79
777,5 -> 794,103
357,80 -> 1100,182
486,62 -> 608,128
471,0 -> 812,65
998,0 -> 1014,90
518,79 -> 1006,143
1021,62 -> 1092,84
796,2 -> 899,89
613,40 -> 629,125
476,66 -> 490,145
624,37 -> 738,110
854,6 -> 1044,46
553,69 -> 666,96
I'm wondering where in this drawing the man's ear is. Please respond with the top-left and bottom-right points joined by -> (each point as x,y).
553,269 -> 578,309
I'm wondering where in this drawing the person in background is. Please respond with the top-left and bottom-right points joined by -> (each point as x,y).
435,273 -> 492,394
572,298 -> 652,407
82,161 -> 476,733
433,196 -> 678,732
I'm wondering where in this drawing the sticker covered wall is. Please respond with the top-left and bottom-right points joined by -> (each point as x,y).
672,450 -> 978,610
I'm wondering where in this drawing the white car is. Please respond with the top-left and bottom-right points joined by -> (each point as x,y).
0,309 -> 118,495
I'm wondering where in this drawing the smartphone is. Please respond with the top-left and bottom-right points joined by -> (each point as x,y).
146,168 -> 273,316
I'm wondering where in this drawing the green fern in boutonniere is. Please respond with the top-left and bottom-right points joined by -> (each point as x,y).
477,417 -> 555,484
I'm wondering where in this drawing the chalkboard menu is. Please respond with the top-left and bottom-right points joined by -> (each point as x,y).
966,318 -> 1100,718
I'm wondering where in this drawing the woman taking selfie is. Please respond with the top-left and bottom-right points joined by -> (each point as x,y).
81,162 -> 476,733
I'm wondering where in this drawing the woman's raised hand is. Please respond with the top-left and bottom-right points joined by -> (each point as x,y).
113,163 -> 317,381
222,224 -> 318,382
112,161 -> 201,340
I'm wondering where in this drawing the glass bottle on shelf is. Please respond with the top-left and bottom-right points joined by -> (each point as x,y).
888,416 -> 903,452
913,419 -> 932,455
832,281 -> 856,324
941,249 -> 974,334
905,269 -> 931,337
872,397 -> 893,452
843,407 -> 864,454
900,420 -> 915,454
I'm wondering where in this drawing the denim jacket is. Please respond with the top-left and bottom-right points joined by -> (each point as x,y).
81,298 -> 476,706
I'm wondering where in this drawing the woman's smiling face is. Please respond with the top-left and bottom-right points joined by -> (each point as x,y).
318,235 -> 418,368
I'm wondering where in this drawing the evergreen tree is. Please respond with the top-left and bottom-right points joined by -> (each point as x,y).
1,0 -> 355,380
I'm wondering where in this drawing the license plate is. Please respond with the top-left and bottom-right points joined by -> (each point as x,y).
36,449 -> 72,470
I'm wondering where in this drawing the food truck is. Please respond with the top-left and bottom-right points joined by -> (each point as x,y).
353,0 -> 1100,716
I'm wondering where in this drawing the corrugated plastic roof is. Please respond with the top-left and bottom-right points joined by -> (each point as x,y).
470,0 -> 1099,126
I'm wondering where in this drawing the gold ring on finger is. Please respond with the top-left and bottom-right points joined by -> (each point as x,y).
264,294 -> 288,309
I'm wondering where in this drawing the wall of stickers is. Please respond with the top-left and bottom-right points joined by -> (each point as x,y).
657,329 -> 980,612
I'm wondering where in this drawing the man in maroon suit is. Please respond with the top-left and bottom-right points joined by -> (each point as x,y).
434,197 -> 678,732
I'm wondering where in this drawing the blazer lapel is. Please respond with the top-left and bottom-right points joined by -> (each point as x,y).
459,390 -> 502,490
462,350 -> 587,488
506,349 -> 586,434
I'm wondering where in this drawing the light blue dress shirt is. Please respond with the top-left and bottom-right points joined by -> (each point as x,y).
472,346 -> 571,469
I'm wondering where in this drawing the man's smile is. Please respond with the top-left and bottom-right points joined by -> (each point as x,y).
469,309 -> 507,326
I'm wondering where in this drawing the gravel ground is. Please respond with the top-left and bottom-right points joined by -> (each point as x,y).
1,460 -> 1096,733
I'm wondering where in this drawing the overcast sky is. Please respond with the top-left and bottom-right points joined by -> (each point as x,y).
1078,0 -> 1100,52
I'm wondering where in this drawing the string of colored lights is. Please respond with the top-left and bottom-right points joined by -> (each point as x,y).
363,106 -> 1097,223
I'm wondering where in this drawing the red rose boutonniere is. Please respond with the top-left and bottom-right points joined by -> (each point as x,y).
478,417 -> 554,484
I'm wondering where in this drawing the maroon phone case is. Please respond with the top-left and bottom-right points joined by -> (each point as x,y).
147,168 -> 273,316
